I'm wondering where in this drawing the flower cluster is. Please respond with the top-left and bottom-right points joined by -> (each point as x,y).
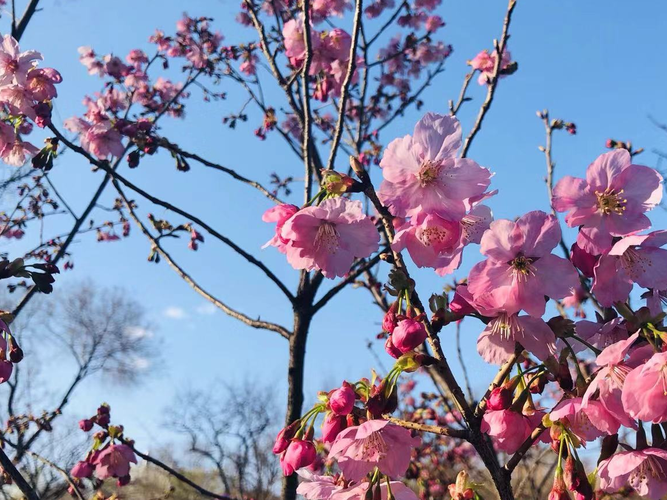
263,183 -> 379,278
72,404 -> 138,490
0,35 -> 61,167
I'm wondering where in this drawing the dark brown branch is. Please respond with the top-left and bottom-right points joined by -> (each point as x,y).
475,348 -> 520,418
0,447 -> 40,500
157,137 -> 283,204
48,124 -> 295,302
12,0 -> 40,41
117,183 -> 291,339
504,423 -> 547,473
301,0 -> 314,203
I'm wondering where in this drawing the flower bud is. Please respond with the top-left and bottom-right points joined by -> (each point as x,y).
71,461 -> 94,479
382,303 -> 399,334
384,336 -> 402,359
321,413 -> 345,443
79,419 -> 93,432
392,318 -> 427,353
487,386 -> 512,411
280,439 -> 316,476
329,382 -> 355,416
0,361 -> 13,383
563,456 -> 579,491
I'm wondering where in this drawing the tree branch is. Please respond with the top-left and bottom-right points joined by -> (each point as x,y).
117,183 -> 291,339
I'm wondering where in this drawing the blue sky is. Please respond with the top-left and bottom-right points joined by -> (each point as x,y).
2,0 -> 667,451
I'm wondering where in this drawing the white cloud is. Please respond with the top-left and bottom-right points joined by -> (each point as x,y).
196,303 -> 217,315
124,326 -> 154,339
163,306 -> 188,319
131,356 -> 151,370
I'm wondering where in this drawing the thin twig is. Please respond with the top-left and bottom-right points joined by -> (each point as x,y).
116,182 -> 292,339
460,0 -> 517,158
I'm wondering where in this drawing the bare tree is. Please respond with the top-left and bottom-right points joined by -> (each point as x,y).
166,381 -> 280,500
0,282 -> 158,496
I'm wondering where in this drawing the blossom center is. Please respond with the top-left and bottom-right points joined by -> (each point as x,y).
595,188 -> 626,215
490,313 -> 521,340
314,222 -> 340,254
6,60 -> 18,74
417,160 -> 442,187
360,431 -> 388,461
509,255 -> 536,282
629,456 -> 666,490
620,248 -> 651,280
418,226 -> 451,247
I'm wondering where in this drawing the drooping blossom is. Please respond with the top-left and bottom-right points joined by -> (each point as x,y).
64,118 -> 125,160
621,350 -> 667,424
480,409 -> 545,454
392,204 -> 492,275
469,48 -> 511,85
592,230 -> 667,306
296,470 -> 343,500
71,461 -> 94,479
1,139 -> 38,167
567,317 -> 627,353
582,332 -> 643,429
598,448 -> 667,500
322,413 -> 346,443
476,312 -> 556,365
466,210 -> 578,317
330,481 -> 419,500
328,419 -> 420,481
262,204 -> 299,254
93,444 -> 137,480
281,439 -> 317,476
549,397 -> 619,444
552,149 -> 663,254
378,113 -> 492,220
280,197 -> 379,278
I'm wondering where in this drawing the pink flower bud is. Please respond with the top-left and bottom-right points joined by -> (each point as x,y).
79,419 -> 93,432
0,361 -> 13,383
273,428 -> 290,455
392,318 -> 427,353
280,439 -> 316,476
384,336 -> 402,359
329,383 -> 355,416
71,461 -> 94,479
321,413 -> 345,443
487,387 -> 512,411
382,304 -> 398,333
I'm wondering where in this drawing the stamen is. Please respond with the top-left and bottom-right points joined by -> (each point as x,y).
314,222 -> 340,254
595,188 -> 627,215
509,255 -> 537,283
360,431 -> 388,461
490,313 -> 521,340
417,160 -> 442,187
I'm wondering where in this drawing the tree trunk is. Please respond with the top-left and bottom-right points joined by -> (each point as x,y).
281,275 -> 316,500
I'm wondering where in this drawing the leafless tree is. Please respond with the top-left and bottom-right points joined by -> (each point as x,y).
166,381 -> 280,500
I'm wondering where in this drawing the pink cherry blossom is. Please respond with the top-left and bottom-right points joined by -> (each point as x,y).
296,470 -> 343,500
378,112 -> 492,220
328,419 -> 420,481
0,34 -> 42,85
71,461 -> 94,479
476,313 -> 556,365
93,444 -> 137,480
549,397 -> 619,444
64,119 -> 125,160
392,204 -> 492,275
466,210 -> 579,317
1,139 -> 38,167
469,48 -> 511,85
26,67 -> 62,101
598,448 -> 667,500
552,149 -> 663,254
621,350 -> 667,424
330,481 -> 418,500
262,204 -> 299,253
280,197 -> 379,278
480,409 -> 544,454
592,230 -> 667,306
567,317 -> 627,353
322,413 -> 346,443
581,333 -> 641,429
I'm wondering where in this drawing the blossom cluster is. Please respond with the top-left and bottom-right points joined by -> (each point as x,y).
269,111 -> 667,500
71,404 -> 138,491
0,35 -> 61,167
